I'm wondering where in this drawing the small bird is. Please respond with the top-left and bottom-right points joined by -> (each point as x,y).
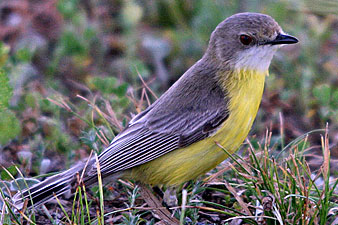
13,12 -> 298,209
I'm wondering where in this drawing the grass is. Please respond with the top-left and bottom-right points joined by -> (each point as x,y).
0,104 -> 336,224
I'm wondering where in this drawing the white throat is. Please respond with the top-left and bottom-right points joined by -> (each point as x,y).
234,45 -> 279,73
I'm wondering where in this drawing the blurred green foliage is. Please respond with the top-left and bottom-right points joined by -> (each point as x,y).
88,77 -> 128,98
57,0 -> 80,20
0,44 -> 21,145
0,70 -> 12,110
0,44 -> 12,110
313,84 -> 338,121
0,165 -> 17,181
0,109 -> 21,145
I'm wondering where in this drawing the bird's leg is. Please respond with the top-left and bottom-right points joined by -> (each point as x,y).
163,187 -> 178,207
138,183 -> 179,225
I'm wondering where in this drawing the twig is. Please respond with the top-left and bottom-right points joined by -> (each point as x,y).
138,183 -> 179,225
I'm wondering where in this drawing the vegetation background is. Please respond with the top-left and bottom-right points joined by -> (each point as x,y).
0,0 -> 337,224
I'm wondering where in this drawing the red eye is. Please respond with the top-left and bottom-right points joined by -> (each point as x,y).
240,34 -> 252,45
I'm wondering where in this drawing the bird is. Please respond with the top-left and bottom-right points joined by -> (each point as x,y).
13,12 -> 298,209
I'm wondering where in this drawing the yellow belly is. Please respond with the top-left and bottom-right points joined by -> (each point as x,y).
126,69 -> 266,186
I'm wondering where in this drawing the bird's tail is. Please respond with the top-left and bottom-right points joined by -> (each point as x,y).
13,164 -> 84,210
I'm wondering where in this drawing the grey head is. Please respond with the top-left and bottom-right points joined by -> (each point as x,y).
206,12 -> 298,72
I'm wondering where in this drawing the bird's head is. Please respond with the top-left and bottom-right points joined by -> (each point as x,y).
207,12 -> 298,73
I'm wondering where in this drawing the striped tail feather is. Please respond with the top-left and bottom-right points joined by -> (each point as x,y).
13,164 -> 83,210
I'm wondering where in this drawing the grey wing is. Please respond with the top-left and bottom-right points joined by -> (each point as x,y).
96,107 -> 229,177
96,62 -> 230,176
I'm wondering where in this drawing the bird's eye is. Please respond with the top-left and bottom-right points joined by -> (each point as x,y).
240,34 -> 252,45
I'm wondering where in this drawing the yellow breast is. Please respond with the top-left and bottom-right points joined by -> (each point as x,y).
127,69 -> 266,186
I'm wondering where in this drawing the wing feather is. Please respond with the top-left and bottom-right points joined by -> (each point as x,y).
95,109 -> 229,177
93,62 -> 230,177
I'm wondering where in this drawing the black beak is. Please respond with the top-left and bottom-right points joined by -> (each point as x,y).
264,33 -> 298,45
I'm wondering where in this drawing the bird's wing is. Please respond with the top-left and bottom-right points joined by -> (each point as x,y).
96,107 -> 229,176
95,61 -> 229,177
